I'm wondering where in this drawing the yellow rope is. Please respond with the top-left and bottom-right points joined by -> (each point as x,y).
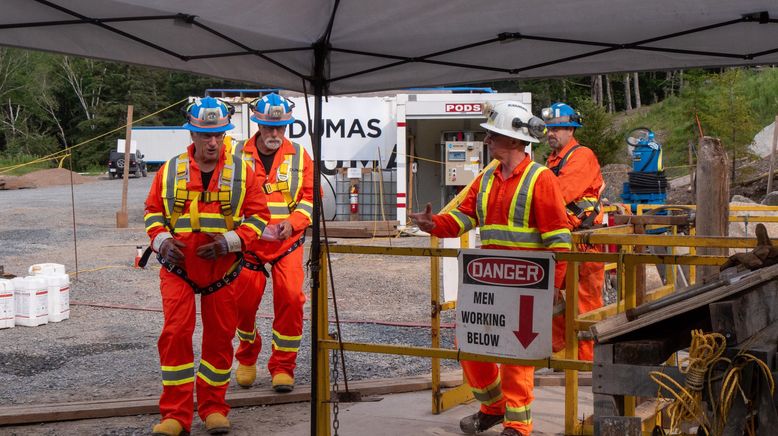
650,329 -> 726,435
650,329 -> 776,436
0,98 -> 188,174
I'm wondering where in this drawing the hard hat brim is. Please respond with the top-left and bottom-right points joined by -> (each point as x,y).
183,122 -> 235,133
545,121 -> 581,128
250,115 -> 295,126
480,122 -> 540,143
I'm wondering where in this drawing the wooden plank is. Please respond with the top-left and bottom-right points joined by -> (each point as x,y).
593,416 -> 642,436
313,220 -> 399,238
592,344 -> 623,418
723,321 -> 778,370
592,264 -> 778,343
593,363 -> 683,397
614,339 -> 677,365
709,280 -> 778,346
613,215 -> 690,226
0,372 -> 463,426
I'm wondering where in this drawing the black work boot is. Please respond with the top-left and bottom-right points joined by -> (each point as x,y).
459,411 -> 503,434
500,428 -> 526,436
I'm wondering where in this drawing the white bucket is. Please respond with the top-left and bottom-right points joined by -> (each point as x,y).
29,263 -> 70,322
0,279 -> 14,329
29,263 -> 66,276
12,276 -> 48,327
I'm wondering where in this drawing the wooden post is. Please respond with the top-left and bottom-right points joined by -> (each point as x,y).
767,115 -> 778,194
688,140 -> 695,196
116,105 -> 133,228
407,135 -> 416,220
695,136 -> 729,279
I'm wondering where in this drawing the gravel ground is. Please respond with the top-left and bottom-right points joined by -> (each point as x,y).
0,173 -> 456,434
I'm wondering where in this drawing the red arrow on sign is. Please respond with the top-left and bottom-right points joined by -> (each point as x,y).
513,295 -> 538,348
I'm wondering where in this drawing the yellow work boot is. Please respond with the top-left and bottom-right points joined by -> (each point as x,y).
272,373 -> 295,393
151,418 -> 187,436
205,413 -> 231,435
235,363 -> 256,388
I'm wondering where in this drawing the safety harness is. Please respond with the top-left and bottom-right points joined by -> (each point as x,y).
167,152 -> 238,232
234,139 -> 304,214
242,234 -> 307,277
140,152 -> 251,294
549,144 -> 601,229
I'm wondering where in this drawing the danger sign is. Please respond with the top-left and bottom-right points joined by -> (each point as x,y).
445,103 -> 482,113
456,249 -> 555,359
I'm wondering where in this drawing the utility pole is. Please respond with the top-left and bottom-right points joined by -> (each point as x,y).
116,105 -> 133,228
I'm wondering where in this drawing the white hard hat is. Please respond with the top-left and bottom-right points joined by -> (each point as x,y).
480,101 -> 547,143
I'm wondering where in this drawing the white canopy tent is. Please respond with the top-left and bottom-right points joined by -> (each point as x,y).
3,2 -> 777,433
2,1 -> 778,94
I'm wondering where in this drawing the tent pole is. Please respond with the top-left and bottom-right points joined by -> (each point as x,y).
310,40 -> 327,436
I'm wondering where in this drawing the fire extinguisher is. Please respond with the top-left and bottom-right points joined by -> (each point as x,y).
134,245 -> 144,269
350,185 -> 359,214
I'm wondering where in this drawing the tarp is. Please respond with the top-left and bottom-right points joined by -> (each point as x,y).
2,0 -> 778,95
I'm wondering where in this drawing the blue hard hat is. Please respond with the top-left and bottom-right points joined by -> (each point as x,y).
250,93 -> 295,126
541,102 -> 582,128
182,97 -> 235,133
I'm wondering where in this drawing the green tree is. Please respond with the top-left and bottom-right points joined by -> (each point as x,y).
571,97 -> 623,165
698,68 -> 758,158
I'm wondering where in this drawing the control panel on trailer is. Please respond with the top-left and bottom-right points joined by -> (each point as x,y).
444,141 -> 483,186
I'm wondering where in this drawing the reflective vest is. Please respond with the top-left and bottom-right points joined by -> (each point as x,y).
548,144 -> 600,221
473,161 -> 570,249
148,152 -> 253,233
233,139 -> 311,221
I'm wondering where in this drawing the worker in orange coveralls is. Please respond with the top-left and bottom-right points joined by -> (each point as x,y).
543,102 -> 605,361
411,101 -> 572,436
144,97 -> 274,436
231,93 -> 314,393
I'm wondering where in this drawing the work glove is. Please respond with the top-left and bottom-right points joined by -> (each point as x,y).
278,220 -> 294,240
261,223 -> 282,242
720,223 -> 778,271
159,238 -> 187,267
196,232 -> 241,260
409,203 -> 436,232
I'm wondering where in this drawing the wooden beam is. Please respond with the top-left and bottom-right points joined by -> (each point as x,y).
709,280 -> 778,346
593,363 -> 683,397
594,416 -> 642,436
0,373 -> 464,426
592,264 -> 778,343
613,215 -> 691,226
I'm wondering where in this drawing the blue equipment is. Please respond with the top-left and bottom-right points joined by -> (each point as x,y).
621,127 -> 667,212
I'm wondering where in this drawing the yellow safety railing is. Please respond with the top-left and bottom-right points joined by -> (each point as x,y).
313,226 -> 755,436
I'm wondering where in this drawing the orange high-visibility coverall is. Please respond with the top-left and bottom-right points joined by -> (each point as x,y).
546,138 -> 605,361
144,144 -> 269,431
430,156 -> 571,435
234,134 -> 314,379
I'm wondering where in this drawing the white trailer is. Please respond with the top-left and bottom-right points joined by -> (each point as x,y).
130,90 -> 532,224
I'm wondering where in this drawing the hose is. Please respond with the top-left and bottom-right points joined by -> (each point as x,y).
628,171 -> 668,194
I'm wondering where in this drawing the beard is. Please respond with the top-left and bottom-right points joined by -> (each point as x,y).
263,137 -> 282,150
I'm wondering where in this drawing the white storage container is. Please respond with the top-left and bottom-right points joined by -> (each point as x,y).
12,276 -> 48,327
29,263 -> 70,322
29,263 -> 66,275
0,279 -> 14,329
